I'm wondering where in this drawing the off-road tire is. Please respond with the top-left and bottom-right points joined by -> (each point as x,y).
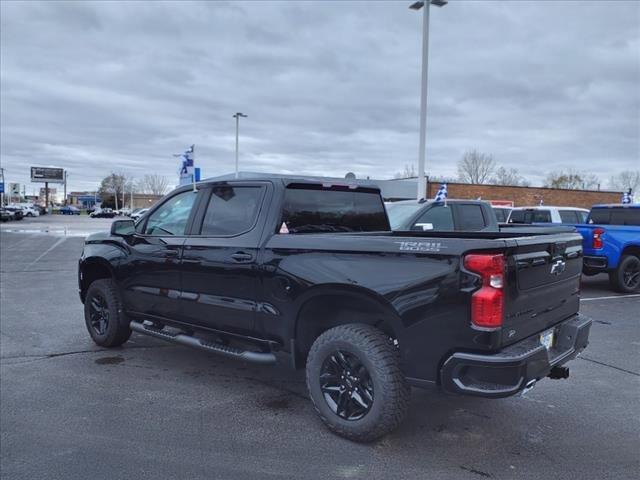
609,255 -> 640,293
84,278 -> 132,347
306,324 -> 410,442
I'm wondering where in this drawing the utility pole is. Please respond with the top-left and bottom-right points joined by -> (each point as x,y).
410,0 -> 447,200
0,167 -> 5,206
63,171 -> 68,205
233,112 -> 247,179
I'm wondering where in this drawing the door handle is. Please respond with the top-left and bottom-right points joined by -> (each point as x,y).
165,249 -> 181,257
231,252 -> 254,262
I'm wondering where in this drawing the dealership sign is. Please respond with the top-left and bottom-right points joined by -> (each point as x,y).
31,166 -> 65,183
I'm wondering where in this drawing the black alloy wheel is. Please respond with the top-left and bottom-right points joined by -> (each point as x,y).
89,294 -> 110,335
622,257 -> 640,291
320,350 -> 374,421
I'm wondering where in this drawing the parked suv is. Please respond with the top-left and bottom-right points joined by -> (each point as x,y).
508,206 -> 589,224
79,177 -> 592,441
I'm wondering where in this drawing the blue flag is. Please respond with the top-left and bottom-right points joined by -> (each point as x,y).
434,183 -> 447,202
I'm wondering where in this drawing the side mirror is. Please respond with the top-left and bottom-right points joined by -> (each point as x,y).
111,219 -> 135,236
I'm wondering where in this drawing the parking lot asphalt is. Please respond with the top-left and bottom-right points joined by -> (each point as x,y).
1,217 -> 639,480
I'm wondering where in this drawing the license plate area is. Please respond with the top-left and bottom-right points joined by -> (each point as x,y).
540,328 -> 555,350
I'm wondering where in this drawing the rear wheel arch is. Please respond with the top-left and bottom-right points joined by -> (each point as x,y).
80,258 -> 115,302
293,288 -> 403,368
620,245 -> 640,260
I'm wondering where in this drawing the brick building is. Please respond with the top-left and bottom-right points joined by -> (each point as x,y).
424,182 -> 622,209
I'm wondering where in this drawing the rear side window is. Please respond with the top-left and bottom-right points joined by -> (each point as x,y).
282,185 -> 389,233
610,208 -> 640,226
493,208 -> 509,222
588,209 -> 610,224
200,186 -> 264,236
508,210 -> 526,223
531,210 -> 552,223
509,209 -> 552,223
456,204 -> 487,231
413,205 -> 454,231
576,211 -> 588,223
559,210 -> 579,223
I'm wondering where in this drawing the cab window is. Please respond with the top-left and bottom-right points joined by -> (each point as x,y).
456,204 -> 487,231
143,190 -> 198,235
559,210 -> 579,223
412,205 -> 454,231
576,211 -> 588,223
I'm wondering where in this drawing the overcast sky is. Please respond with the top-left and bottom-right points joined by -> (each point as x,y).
1,0 -> 639,194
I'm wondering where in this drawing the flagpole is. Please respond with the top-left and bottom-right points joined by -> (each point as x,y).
192,145 -> 196,193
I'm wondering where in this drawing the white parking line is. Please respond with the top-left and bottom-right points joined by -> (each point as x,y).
581,294 -> 640,302
22,236 -> 67,271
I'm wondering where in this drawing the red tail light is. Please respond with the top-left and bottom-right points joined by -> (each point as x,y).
464,253 -> 505,328
592,228 -> 605,249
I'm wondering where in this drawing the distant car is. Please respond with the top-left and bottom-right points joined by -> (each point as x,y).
4,207 -> 24,220
507,206 -> 589,224
60,206 -> 81,215
130,208 -> 149,221
32,205 -> 47,215
10,204 -> 40,217
117,208 -> 132,216
90,208 -> 115,218
1,208 -> 11,222
492,206 -> 512,223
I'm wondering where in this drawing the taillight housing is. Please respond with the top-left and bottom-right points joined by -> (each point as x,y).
592,228 -> 605,249
464,253 -> 505,329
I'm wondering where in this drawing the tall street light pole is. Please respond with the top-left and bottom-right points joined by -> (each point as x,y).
410,0 -> 447,200
233,112 -> 248,179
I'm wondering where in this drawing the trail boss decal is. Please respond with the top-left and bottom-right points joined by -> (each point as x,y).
395,241 -> 445,252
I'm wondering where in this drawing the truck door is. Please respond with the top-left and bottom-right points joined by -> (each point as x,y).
179,182 -> 270,336
119,189 -> 200,321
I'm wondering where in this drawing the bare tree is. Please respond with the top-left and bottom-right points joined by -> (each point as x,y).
137,174 -> 170,196
545,169 -> 600,190
393,164 -> 416,179
457,150 -> 496,184
581,173 -> 601,190
491,167 -> 530,186
609,170 -> 640,193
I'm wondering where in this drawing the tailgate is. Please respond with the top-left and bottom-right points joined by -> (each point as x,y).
502,233 -> 583,346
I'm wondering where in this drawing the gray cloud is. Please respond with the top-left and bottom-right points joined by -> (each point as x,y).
1,0 -> 638,194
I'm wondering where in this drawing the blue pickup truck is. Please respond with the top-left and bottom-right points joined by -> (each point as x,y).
576,204 -> 640,293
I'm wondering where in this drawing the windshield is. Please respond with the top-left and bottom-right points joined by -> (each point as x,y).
385,203 -> 422,230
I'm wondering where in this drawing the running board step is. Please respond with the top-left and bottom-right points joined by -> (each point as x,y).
129,321 -> 276,365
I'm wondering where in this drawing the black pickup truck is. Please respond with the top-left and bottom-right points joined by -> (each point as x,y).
79,176 -> 592,441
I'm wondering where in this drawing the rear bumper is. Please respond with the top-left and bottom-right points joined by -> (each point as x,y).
583,255 -> 608,272
440,314 -> 592,398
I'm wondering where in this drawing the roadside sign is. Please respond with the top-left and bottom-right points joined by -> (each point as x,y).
489,200 -> 515,207
0,182 -> 4,193
31,166 -> 65,183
